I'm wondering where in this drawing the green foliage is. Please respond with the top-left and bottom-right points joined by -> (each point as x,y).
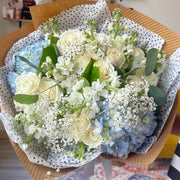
148,85 -> 166,106
79,77 -> 90,87
82,58 -> 96,83
109,8 -> 127,39
24,132 -> 36,144
90,66 -> 100,84
145,48 -> 158,76
44,17 -> 60,35
84,19 -> 97,41
38,45 -> 58,74
50,35 -> 59,45
71,142 -> 86,161
19,56 -> 44,73
13,94 -> 39,105
123,54 -> 142,78
124,31 -> 139,46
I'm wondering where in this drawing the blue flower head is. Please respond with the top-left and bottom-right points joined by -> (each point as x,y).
7,40 -> 49,94
15,39 -> 49,73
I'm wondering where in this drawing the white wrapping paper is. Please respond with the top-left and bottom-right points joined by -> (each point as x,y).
0,0 -> 180,169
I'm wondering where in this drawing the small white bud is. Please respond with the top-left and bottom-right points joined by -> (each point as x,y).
22,143 -> 28,151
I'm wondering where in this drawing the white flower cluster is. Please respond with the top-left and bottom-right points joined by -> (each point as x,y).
106,80 -> 156,131
11,23 -> 166,159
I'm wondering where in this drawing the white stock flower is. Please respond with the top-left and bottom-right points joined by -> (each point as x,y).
92,79 -> 105,92
53,69 -> 64,81
57,30 -> 84,50
39,77 -> 62,101
108,22 -> 114,32
72,79 -> 84,91
56,56 -> 74,76
111,36 -> 126,50
69,91 -> 84,105
96,33 -> 109,45
106,48 -> 126,68
83,87 -> 96,101
135,68 -> 159,86
15,71 -> 41,94
82,128 -> 103,149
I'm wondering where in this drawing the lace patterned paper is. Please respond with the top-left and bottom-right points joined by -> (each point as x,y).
0,0 -> 179,169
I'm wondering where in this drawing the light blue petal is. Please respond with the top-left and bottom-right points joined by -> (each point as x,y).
7,72 -> 19,94
15,40 -> 49,73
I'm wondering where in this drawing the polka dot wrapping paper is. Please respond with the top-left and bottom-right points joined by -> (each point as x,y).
0,0 -> 180,172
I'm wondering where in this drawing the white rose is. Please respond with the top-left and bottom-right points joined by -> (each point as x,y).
15,71 -> 41,94
82,128 -> 103,149
126,75 -> 142,86
106,48 -> 126,68
94,60 -> 110,80
133,47 -> 145,60
39,77 -> 62,101
72,114 -> 91,142
135,68 -> 159,86
57,30 -> 84,50
78,53 -> 98,69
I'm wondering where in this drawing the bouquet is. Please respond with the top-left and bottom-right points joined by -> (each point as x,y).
0,0 -> 179,170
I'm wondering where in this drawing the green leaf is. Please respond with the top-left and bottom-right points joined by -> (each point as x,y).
19,56 -> 43,73
119,78 -> 126,88
123,54 -> 142,78
145,48 -> 158,76
50,35 -> 59,44
38,44 -> 58,73
90,66 -> 99,84
24,132 -> 36,143
13,94 -> 39,105
82,58 -> 96,83
79,77 -> 90,87
130,53 -> 143,72
148,85 -> 166,106
113,65 -> 123,76
104,86 -> 119,91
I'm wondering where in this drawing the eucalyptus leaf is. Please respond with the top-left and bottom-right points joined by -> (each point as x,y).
83,58 -> 96,83
13,94 -> 39,105
145,48 -> 158,76
148,85 -> 166,106
90,66 -> 99,84
19,56 -> 43,73
123,54 -> 142,78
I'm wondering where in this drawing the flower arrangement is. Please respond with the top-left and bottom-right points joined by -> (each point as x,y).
7,8 -> 167,161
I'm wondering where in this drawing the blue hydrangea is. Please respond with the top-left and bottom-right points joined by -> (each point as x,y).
96,101 -> 157,158
15,39 -> 49,74
7,72 -> 19,94
7,40 -> 49,94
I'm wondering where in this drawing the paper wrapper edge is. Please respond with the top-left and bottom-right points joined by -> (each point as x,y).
0,0 -> 180,179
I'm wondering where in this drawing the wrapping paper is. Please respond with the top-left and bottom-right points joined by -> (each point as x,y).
0,0 -> 180,179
